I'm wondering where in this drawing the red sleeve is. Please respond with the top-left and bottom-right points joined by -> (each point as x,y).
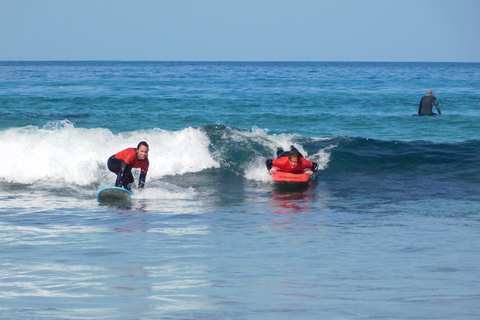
138,159 -> 149,172
301,158 -> 314,169
272,157 -> 289,171
272,158 -> 279,167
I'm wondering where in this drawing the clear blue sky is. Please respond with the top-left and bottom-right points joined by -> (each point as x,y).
1,0 -> 479,62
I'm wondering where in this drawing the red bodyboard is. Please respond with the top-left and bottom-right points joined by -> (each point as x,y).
271,167 -> 311,183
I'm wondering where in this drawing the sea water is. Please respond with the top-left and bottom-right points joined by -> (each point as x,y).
1,61 -> 479,319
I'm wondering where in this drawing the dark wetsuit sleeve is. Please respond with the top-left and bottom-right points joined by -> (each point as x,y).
434,99 -> 441,115
138,171 -> 147,189
311,162 -> 318,172
266,159 -> 274,171
418,98 -> 423,115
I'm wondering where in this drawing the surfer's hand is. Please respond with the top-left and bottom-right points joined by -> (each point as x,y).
269,168 -> 277,174
305,170 -> 314,176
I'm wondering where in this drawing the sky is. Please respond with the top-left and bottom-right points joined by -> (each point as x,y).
0,0 -> 479,62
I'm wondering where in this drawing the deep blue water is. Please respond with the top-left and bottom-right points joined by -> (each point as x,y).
1,61 -> 480,319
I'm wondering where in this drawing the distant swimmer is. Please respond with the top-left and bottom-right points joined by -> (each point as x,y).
418,89 -> 441,116
266,143 -> 318,177
107,141 -> 149,191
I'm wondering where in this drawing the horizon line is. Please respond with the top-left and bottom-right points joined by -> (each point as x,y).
1,60 -> 479,64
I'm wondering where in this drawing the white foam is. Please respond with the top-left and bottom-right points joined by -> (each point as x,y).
310,143 -> 337,171
244,157 -> 272,183
0,121 -> 219,186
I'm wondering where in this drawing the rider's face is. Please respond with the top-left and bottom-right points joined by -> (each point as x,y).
136,145 -> 149,160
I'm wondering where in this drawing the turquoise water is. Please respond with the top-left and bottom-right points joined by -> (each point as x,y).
1,61 -> 480,319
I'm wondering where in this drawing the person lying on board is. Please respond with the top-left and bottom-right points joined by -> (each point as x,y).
265,143 -> 318,177
107,141 -> 149,191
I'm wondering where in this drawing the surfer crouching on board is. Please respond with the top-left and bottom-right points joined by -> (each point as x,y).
107,141 -> 149,191
418,89 -> 441,116
266,143 -> 318,177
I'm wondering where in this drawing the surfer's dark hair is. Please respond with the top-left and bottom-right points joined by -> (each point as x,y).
137,141 -> 149,150
289,150 -> 301,162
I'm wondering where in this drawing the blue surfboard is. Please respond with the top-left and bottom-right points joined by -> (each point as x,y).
97,186 -> 133,202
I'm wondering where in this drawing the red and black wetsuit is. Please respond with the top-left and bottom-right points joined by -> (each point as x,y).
268,156 -> 317,173
265,144 -> 318,173
108,148 -> 149,190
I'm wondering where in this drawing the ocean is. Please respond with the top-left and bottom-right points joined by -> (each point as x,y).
1,61 -> 479,319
